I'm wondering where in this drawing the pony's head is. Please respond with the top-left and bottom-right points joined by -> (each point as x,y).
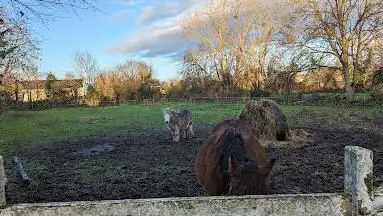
162,108 -> 172,124
227,157 -> 275,195
227,157 -> 262,195
225,131 -> 276,196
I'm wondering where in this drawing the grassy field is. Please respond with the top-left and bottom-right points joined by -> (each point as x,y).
0,103 -> 242,151
1,102 -> 383,203
1,102 -> 381,148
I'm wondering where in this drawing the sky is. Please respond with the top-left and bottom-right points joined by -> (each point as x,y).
30,0 -> 205,81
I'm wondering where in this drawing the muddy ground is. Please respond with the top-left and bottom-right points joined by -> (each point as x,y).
4,119 -> 383,204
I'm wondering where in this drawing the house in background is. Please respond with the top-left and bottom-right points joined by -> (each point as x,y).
16,79 -> 86,102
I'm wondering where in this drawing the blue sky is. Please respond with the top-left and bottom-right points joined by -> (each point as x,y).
30,0 -> 204,81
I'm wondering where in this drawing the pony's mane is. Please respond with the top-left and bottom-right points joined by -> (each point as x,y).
217,129 -> 256,176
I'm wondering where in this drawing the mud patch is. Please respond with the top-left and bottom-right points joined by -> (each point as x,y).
75,144 -> 117,157
374,118 -> 383,129
4,124 -> 383,204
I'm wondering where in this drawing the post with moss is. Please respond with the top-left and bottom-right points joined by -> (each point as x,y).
344,146 -> 373,215
0,156 -> 6,206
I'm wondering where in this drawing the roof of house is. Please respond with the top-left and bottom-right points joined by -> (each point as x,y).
17,79 -> 83,90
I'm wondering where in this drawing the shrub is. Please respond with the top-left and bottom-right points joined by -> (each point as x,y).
250,88 -> 272,98
83,90 -> 100,106
371,69 -> 383,106
371,84 -> 383,106
372,69 -> 383,86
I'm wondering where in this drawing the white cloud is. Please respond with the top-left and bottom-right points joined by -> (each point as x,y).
107,21 -> 190,58
137,0 -> 194,26
107,0 -> 204,58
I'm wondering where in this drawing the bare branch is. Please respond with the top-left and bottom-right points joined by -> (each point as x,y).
73,50 -> 98,87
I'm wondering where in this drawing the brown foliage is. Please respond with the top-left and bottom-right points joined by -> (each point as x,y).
94,60 -> 158,101
297,68 -> 344,92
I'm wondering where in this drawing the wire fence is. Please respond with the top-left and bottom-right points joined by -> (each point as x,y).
106,95 -> 380,108
0,94 -> 381,112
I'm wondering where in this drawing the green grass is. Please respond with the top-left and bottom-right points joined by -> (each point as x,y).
276,92 -> 373,100
0,103 -> 240,147
282,105 -> 382,128
0,102 -> 382,155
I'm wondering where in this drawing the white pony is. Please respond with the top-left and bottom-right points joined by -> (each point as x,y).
162,108 -> 193,142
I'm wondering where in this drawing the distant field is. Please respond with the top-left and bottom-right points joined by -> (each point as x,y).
0,102 -> 383,204
1,102 -> 380,151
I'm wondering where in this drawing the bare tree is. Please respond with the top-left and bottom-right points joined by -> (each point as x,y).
284,0 -> 383,99
73,50 -> 98,91
182,0 -> 237,88
179,48 -> 210,83
0,9 -> 38,79
229,0 -> 279,90
182,0 -> 282,91
3,0 -> 97,23
1,0 -> 98,86
15,69 -> 42,81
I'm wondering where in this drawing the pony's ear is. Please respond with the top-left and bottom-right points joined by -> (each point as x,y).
228,156 -> 241,178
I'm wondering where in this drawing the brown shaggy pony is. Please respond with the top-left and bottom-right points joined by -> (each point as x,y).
195,119 -> 276,196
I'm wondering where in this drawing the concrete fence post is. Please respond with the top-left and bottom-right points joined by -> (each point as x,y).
344,146 -> 373,215
0,156 -> 6,206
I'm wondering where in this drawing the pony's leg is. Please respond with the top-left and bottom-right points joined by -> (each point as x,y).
173,125 -> 180,142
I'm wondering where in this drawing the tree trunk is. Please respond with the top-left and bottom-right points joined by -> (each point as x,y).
15,83 -> 19,101
340,42 -> 354,100
343,64 -> 354,100
29,91 -> 32,109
